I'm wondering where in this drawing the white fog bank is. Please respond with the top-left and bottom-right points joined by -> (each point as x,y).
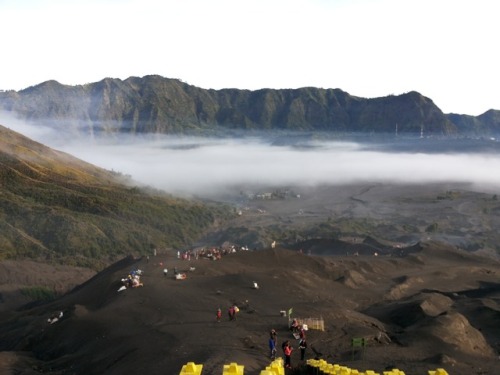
54,135 -> 500,198
3,117 -> 500,198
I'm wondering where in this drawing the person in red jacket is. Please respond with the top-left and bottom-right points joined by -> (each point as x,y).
283,341 -> 293,368
216,308 -> 222,322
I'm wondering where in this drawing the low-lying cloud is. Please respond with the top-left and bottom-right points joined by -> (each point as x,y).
64,138 -> 500,197
3,116 -> 500,198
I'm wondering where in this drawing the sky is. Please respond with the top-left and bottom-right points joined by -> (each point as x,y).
1,0 -> 499,116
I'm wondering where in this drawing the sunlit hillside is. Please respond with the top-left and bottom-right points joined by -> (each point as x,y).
0,124 -> 233,269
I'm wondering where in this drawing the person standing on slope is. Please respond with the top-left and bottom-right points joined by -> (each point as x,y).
283,341 -> 293,368
232,305 -> 239,320
268,336 -> 277,359
216,308 -> 222,322
270,328 -> 278,346
299,338 -> 307,361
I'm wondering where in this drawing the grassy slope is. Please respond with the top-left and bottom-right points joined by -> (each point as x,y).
0,124 -> 233,269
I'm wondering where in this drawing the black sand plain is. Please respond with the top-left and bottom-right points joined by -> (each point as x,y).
1,183 -> 500,375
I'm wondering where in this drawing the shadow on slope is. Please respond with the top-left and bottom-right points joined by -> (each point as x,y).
0,244 -> 499,375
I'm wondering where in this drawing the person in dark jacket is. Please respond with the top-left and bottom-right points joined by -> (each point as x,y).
299,338 -> 307,360
270,328 -> 278,346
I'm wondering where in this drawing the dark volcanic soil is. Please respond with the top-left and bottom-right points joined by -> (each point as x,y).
1,242 -> 500,375
1,183 -> 500,374
201,183 -> 500,257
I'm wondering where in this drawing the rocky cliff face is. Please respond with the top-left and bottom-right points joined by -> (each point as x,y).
1,75 -> 499,136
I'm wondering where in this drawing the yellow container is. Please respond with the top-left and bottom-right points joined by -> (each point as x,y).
179,362 -> 203,375
266,363 -> 284,375
223,362 -> 244,375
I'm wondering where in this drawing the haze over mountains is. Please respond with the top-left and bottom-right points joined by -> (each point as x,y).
1,75 -> 500,136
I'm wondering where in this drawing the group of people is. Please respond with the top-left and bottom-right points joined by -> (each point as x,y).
268,326 -> 308,369
215,305 -> 239,322
290,318 -> 307,341
177,244 -> 250,262
213,305 -> 309,368
121,269 -> 144,289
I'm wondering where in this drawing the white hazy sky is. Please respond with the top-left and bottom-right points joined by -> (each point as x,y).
1,0 -> 499,116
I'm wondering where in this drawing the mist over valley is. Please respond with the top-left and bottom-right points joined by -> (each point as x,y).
5,115 -> 500,200
76,135 -> 500,199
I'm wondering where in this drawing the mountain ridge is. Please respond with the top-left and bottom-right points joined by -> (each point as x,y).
2,75 -> 499,136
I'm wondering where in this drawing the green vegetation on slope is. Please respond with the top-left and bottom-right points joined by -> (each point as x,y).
0,125 -> 234,269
